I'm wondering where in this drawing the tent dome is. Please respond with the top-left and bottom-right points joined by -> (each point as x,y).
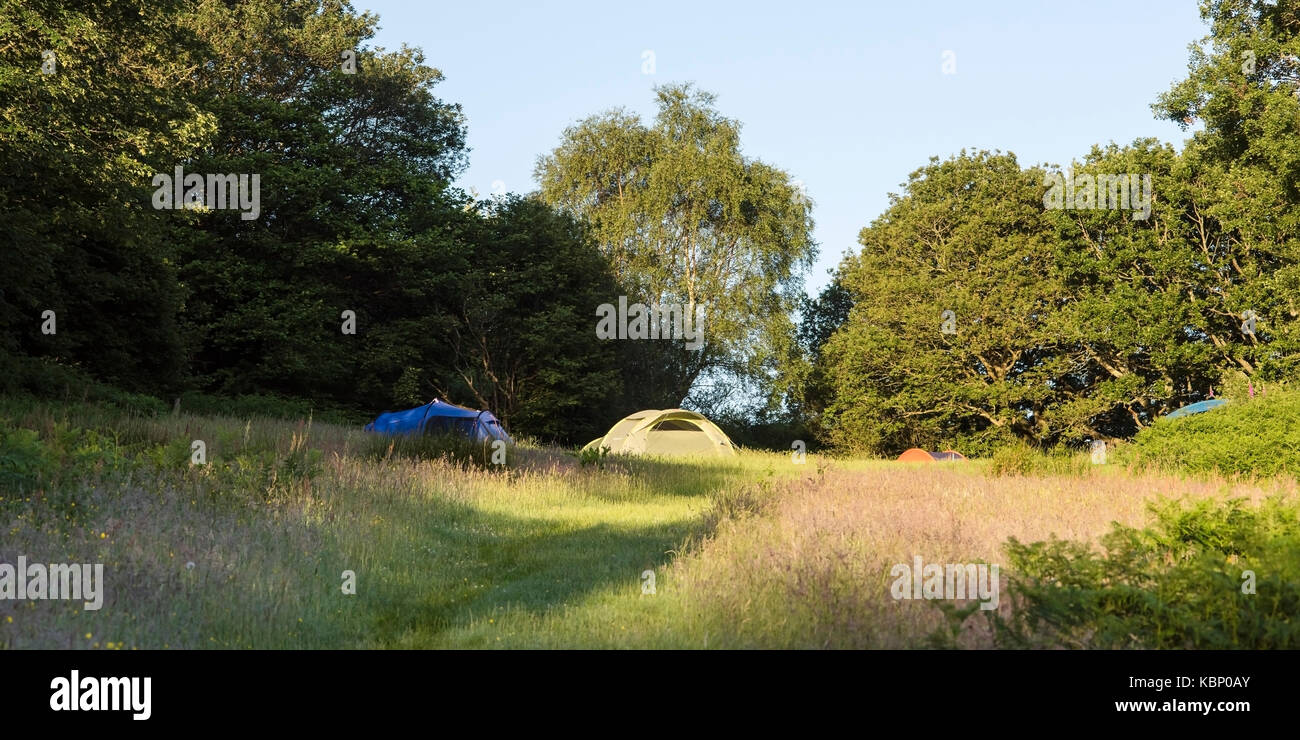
582,409 -> 737,457
897,448 -> 967,462
364,399 -> 512,444
1164,399 -> 1228,419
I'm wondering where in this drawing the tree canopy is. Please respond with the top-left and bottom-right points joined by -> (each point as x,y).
7,0 -> 1300,454
535,84 -> 817,409
807,0 -> 1300,455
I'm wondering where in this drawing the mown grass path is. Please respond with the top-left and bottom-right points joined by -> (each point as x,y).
0,399 -> 801,648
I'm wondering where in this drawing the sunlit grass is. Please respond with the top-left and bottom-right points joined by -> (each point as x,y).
0,399 -> 804,648
3,398 -> 1291,649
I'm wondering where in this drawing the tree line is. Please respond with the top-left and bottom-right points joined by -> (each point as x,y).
6,0 -> 1297,455
1,0 -> 814,446
795,0 -> 1300,455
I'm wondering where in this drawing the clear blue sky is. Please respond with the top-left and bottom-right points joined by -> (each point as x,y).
360,0 -> 1208,296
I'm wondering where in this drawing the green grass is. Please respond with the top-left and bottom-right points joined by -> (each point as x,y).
3,394 -> 1295,649
0,396 -> 808,648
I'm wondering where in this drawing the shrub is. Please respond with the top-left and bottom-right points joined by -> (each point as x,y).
141,437 -> 195,472
1124,388 -> 1300,478
989,441 -> 1037,476
575,444 -> 610,469
213,447 -> 324,504
986,440 -> 1100,478
0,422 -> 138,494
0,356 -> 167,416
0,426 -> 55,494
987,496 -> 1300,648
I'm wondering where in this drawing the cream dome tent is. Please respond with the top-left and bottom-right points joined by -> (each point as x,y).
582,409 -> 738,457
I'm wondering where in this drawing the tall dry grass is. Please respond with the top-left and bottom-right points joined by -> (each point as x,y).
7,396 -> 1293,649
0,398 -> 799,648
665,464 -> 1297,648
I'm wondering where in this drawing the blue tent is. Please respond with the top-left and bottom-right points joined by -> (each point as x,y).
1164,399 -> 1228,419
364,399 -> 512,444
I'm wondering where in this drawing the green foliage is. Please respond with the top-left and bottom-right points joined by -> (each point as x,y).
142,437 -> 196,473
392,368 -> 425,408
1,0 -> 642,444
0,0 -> 209,392
214,447 -> 325,504
173,0 -> 472,411
988,441 -> 1037,477
178,392 -> 359,426
11,0 -> 1300,454
810,2 -> 1300,457
988,440 -> 1095,477
990,496 -> 1300,648
711,414 -> 814,453
441,196 -> 626,445
1150,1 -> 1300,379
0,356 -> 168,416
926,601 -> 988,649
0,427 -> 54,494
576,444 -> 611,469
0,420 -> 137,526
1041,141 -> 1232,438
815,143 -> 1270,456
788,278 -> 853,435
1124,388 -> 1300,477
535,83 -> 816,409
821,151 -> 1065,455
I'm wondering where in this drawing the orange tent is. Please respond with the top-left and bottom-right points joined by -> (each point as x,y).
897,448 -> 967,462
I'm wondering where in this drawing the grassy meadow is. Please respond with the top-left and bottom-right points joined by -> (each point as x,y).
2,396 -> 1297,649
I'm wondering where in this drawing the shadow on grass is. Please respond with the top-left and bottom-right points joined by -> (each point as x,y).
324,459 -> 747,647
